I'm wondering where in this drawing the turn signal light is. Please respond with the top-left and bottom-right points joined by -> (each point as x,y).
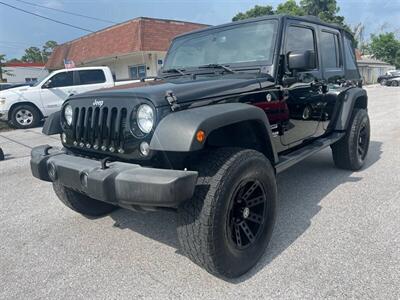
196,130 -> 205,143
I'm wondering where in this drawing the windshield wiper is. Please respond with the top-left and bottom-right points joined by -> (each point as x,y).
162,68 -> 186,76
198,64 -> 236,74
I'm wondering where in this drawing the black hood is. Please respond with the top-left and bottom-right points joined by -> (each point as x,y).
71,75 -> 275,107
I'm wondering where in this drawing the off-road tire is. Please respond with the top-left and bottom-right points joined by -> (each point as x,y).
177,148 -> 277,278
53,182 -> 117,217
331,108 -> 370,170
9,104 -> 41,129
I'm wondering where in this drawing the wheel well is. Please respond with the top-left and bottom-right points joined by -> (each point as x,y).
354,95 -> 367,110
8,102 -> 43,120
205,120 -> 275,163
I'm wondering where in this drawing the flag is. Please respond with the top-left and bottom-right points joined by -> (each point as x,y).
63,59 -> 75,69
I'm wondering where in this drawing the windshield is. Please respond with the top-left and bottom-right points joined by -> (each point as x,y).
164,20 -> 278,70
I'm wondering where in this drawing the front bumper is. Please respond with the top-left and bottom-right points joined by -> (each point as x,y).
0,110 -> 8,121
30,145 -> 198,208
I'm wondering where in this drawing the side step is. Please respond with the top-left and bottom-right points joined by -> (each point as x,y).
275,132 -> 345,174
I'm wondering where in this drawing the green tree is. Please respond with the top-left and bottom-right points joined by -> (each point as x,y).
369,32 -> 400,67
300,0 -> 347,28
42,40 -> 58,61
0,54 -> 13,82
232,0 -> 349,30
232,5 -> 274,21
395,49 -> 400,69
276,0 -> 304,16
21,46 -> 43,63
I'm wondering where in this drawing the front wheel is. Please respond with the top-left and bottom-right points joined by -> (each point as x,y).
380,79 -> 387,86
331,108 -> 370,170
9,104 -> 41,129
177,148 -> 277,278
53,182 -> 117,217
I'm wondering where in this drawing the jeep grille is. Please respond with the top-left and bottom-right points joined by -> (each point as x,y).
72,106 -> 128,151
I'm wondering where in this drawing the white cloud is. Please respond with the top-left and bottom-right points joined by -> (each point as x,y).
43,0 -> 64,9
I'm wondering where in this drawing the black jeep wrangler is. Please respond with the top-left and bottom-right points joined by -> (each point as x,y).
31,15 -> 370,278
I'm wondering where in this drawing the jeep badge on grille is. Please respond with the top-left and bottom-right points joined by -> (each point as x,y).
92,99 -> 104,107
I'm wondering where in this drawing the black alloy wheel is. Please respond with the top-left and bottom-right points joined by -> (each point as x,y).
357,123 -> 369,161
227,179 -> 267,249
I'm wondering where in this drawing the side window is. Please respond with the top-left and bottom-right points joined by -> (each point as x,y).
286,26 -> 315,53
45,71 -> 73,88
285,26 -> 317,71
344,35 -> 357,70
320,31 -> 341,68
77,70 -> 106,85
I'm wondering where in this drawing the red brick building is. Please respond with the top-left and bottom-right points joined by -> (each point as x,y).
46,17 -> 207,80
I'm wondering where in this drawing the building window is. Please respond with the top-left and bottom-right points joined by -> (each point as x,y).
129,65 -> 146,80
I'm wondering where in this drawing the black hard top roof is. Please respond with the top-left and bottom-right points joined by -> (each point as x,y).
174,14 -> 351,40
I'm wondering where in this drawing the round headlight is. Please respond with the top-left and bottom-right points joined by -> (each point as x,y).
64,104 -> 73,126
136,104 -> 154,134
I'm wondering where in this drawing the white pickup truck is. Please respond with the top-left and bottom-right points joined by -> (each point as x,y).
0,66 -> 138,129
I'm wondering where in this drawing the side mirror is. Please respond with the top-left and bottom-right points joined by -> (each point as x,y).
42,80 -> 52,89
287,50 -> 316,71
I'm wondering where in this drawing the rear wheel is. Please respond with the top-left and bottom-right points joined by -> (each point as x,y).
331,108 -> 370,170
53,182 -> 117,217
10,104 -> 41,129
391,80 -> 399,87
177,148 -> 277,278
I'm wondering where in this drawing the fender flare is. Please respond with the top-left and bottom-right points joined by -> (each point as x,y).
42,111 -> 62,135
334,87 -> 368,131
150,103 -> 278,163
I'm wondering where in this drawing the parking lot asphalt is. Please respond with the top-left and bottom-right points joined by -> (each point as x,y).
0,85 -> 399,299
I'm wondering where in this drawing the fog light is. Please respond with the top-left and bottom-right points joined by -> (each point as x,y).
101,146 -> 107,151
73,141 -> 78,146
118,148 -> 125,154
109,146 -> 115,152
61,133 -> 67,143
140,141 -> 150,156
86,143 -> 91,148
79,142 -> 84,147
48,162 -> 57,181
93,145 -> 99,150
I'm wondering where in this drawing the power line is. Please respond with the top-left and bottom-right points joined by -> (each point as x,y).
14,0 -> 116,24
0,1 -> 94,33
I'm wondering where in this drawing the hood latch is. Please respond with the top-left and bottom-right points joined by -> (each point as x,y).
165,90 -> 181,111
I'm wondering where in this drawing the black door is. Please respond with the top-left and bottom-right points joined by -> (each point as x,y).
280,22 -> 324,146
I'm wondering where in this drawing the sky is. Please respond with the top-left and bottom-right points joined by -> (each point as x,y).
1,0 -> 399,59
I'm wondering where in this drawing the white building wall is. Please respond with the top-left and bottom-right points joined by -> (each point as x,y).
82,51 -> 166,81
3,66 -> 48,84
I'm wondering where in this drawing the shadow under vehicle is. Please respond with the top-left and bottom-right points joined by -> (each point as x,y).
30,15 -> 371,279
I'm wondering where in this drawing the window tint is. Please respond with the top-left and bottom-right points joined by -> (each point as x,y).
286,26 -> 315,53
46,71 -> 73,88
78,70 -> 106,85
320,31 -> 340,68
344,35 -> 357,70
